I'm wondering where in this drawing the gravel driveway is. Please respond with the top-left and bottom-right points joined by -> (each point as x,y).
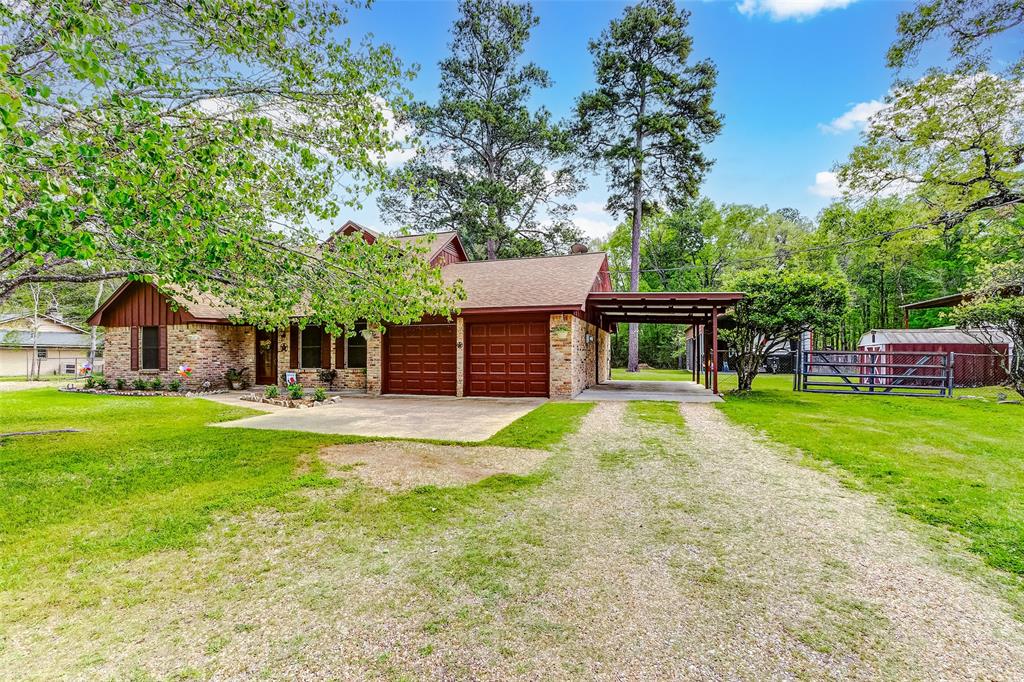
4,402 -> 1024,679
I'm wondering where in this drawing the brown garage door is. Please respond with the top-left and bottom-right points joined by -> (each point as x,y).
384,323 -> 456,395
467,317 -> 549,397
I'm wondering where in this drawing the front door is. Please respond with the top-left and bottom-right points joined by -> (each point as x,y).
255,329 -> 278,385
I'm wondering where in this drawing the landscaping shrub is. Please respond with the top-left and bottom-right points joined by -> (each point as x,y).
132,379 -> 148,391
287,382 -> 304,400
313,387 -> 327,402
115,378 -> 126,390
168,379 -> 182,392
96,378 -> 111,390
83,377 -> 96,389
264,385 -> 280,399
149,378 -> 163,391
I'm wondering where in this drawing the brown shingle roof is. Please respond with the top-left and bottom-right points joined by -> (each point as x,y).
442,252 -> 609,311
161,285 -> 240,320
394,231 -> 461,262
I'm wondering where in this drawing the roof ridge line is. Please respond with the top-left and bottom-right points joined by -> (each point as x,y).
447,251 -> 607,264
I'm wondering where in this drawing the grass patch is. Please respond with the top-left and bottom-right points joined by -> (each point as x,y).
483,401 -> 594,450
0,389 -> 591,599
626,401 -> 685,432
717,374 -> 1024,578
611,367 -> 692,382
0,388 -> 350,591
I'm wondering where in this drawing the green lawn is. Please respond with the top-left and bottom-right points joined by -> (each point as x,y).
611,367 -> 694,381
717,373 -> 1024,578
0,388 -> 590,599
0,374 -> 87,382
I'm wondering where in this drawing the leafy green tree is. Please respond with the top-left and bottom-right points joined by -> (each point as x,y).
841,0 -> 1023,235
721,269 -> 848,392
887,0 -> 1024,70
378,0 -> 582,258
948,261 -> 1024,398
815,199 -> 940,337
838,70 -> 1023,233
574,0 -> 721,371
0,1 -> 460,333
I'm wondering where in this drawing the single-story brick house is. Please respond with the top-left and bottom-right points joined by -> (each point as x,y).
89,222 -> 741,398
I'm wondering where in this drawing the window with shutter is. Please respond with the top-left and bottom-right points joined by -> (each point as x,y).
346,322 -> 367,369
141,326 -> 159,369
301,326 -> 323,368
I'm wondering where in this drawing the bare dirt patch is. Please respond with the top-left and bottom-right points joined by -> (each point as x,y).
320,440 -> 549,490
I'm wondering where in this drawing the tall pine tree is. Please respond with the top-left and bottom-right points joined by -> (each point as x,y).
575,0 -> 721,371
379,0 -> 583,258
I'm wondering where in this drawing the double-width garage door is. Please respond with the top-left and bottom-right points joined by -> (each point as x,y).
467,317 -> 549,397
383,323 -> 457,395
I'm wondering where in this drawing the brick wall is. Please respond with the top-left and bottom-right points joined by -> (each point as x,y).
366,327 -> 382,395
549,314 -> 602,399
549,314 -> 574,398
598,328 -> 612,382
104,323 -> 254,389
276,328 -> 368,390
455,316 -> 465,398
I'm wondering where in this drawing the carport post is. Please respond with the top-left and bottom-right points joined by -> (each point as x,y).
693,325 -> 701,383
703,323 -> 711,390
711,307 -> 719,395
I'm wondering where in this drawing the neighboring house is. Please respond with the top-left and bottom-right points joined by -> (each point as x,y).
88,222 -> 617,398
0,312 -> 102,376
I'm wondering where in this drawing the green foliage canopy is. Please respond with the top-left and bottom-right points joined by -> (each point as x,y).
721,269 -> 848,391
948,261 -> 1024,397
0,0 -> 461,333
378,0 -> 583,258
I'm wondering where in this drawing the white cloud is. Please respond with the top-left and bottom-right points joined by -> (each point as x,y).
819,99 -> 886,134
737,0 -> 858,21
575,215 -> 617,239
808,171 -> 842,198
572,200 -> 616,240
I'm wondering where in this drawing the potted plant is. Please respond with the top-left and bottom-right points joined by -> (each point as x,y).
317,368 -> 338,389
224,367 -> 249,390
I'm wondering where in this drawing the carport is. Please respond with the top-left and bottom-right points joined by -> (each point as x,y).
587,292 -> 745,395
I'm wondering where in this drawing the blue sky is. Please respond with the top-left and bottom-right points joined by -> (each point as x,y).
333,0 -> 998,239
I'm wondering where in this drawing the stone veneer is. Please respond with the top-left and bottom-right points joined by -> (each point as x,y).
548,313 -> 609,399
366,327 -> 383,395
104,323 -> 254,389
455,317 -> 466,398
276,327 -> 376,391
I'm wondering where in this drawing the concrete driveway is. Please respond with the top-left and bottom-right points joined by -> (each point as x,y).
208,394 -> 544,441
575,379 -> 722,403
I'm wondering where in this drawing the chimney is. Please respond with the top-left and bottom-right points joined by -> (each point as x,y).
486,239 -> 497,261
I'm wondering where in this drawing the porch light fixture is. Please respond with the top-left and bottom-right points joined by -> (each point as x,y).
585,333 -> 595,344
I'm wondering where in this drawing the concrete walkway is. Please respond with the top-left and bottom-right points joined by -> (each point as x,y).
209,394 -> 544,441
575,379 -> 722,403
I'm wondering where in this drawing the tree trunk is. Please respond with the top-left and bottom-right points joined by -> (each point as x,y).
89,271 -> 105,368
28,284 -> 41,380
736,352 -> 759,392
627,106 -> 645,373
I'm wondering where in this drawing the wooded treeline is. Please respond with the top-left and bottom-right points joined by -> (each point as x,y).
602,198 -> 1024,367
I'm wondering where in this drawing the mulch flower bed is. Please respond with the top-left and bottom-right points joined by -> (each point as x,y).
59,387 -> 228,397
239,393 -> 343,409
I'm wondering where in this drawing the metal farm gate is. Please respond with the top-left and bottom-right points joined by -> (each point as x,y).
795,349 -> 953,398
